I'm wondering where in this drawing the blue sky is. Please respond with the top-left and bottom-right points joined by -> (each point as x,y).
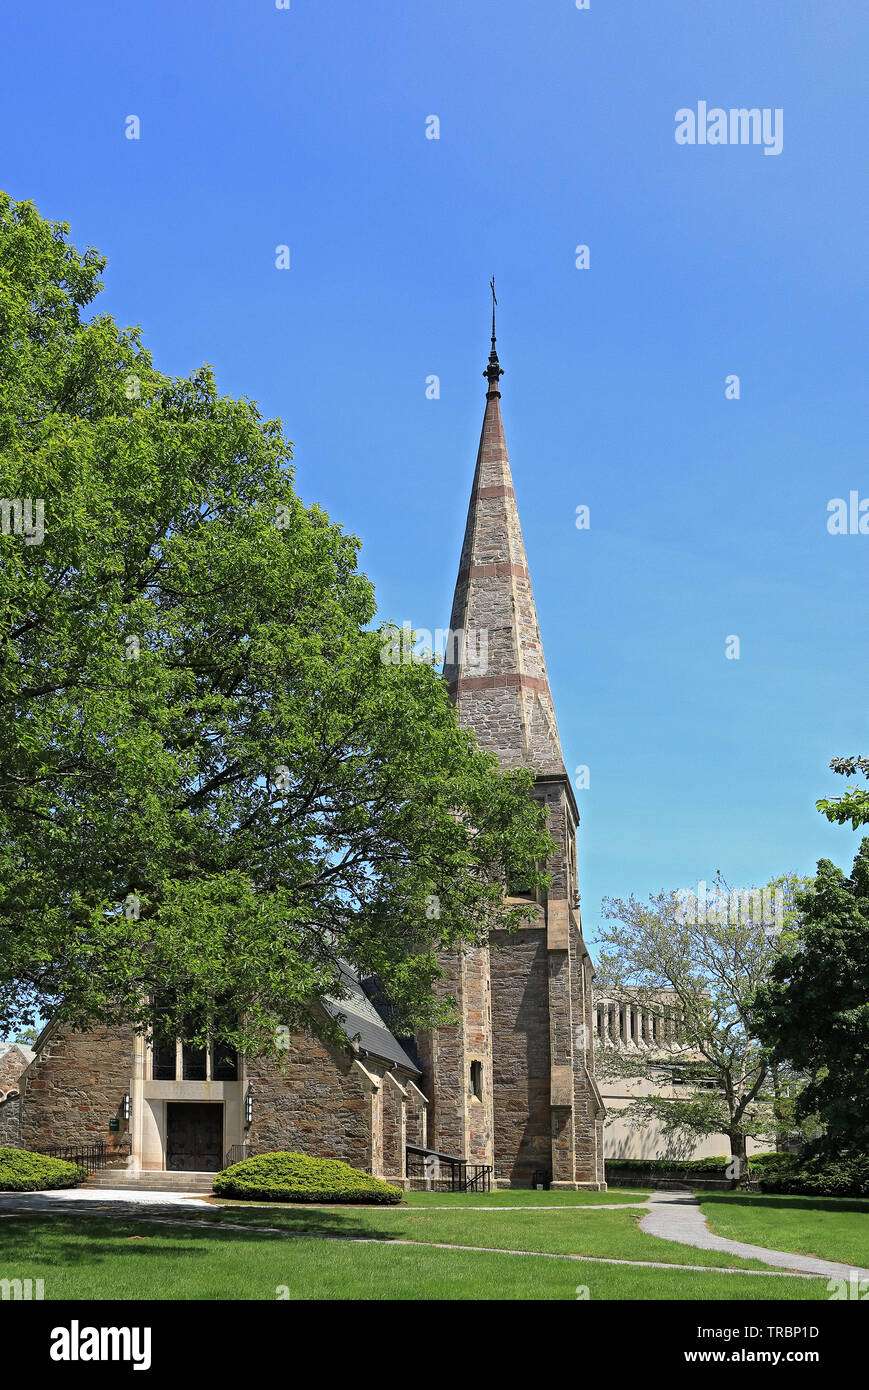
3,0 -> 868,953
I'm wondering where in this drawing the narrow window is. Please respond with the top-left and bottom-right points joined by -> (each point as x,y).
212,1042 -> 239,1081
152,1034 -> 177,1081
470,1060 -> 483,1100
182,1040 -> 207,1081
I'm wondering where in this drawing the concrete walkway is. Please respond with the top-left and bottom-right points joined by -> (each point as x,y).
0,1188 -> 212,1213
639,1188 -> 869,1280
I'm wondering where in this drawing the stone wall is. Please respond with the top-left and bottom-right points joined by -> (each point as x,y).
0,1095 -> 21,1147
490,925 -> 552,1182
245,1030 -> 374,1172
0,1045 -> 32,1100
20,1025 -> 135,1153
419,946 -> 494,1165
382,1072 -> 406,1178
405,1080 -> 428,1150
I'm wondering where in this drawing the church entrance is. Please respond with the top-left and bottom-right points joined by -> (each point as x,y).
166,1102 -> 224,1172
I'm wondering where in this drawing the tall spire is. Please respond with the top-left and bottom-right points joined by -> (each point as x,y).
443,296 -> 567,778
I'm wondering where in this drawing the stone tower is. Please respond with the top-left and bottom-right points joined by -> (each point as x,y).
418,313 -> 606,1189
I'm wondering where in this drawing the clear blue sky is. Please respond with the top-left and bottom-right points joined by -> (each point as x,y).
3,0 -> 868,954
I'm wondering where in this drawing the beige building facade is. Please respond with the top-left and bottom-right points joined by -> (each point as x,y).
594,996 -> 764,1160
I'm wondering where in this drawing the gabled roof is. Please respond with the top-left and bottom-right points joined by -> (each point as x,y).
323,963 -> 420,1076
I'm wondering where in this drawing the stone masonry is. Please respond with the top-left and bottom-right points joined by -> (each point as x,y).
422,328 -> 606,1188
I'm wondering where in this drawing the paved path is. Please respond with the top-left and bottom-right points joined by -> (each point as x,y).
0,1188 -> 212,1213
639,1188 -> 869,1280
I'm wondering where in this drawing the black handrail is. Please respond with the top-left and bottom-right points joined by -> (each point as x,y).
405,1145 -> 491,1192
33,1142 -> 123,1174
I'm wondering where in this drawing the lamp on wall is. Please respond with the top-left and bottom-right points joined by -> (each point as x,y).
244,1086 -> 253,1128
122,1093 -> 131,1121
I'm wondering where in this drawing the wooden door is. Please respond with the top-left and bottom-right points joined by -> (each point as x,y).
166,1103 -> 224,1171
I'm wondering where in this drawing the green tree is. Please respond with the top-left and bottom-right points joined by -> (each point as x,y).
595,875 -> 805,1173
816,756 -> 869,828
752,843 -> 869,1155
0,193 -> 554,1053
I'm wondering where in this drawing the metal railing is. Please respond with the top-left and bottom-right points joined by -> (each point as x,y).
222,1143 -> 250,1169
34,1142 -> 123,1175
405,1145 -> 492,1192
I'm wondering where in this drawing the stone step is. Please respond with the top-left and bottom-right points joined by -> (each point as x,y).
83,1170 -> 217,1194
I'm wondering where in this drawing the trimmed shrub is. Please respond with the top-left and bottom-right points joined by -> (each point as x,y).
212,1151 -> 403,1204
0,1147 -> 85,1191
606,1156 -> 731,1176
759,1155 -> 869,1198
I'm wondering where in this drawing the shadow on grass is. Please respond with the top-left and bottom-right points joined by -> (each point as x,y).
0,1208 -> 404,1268
699,1192 -> 869,1216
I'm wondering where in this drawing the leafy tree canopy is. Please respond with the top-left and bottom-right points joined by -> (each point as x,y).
595,875 -> 806,1164
0,193 -> 553,1053
817,756 -> 869,829
752,842 -> 869,1155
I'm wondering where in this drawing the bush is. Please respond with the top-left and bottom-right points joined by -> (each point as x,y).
758,1155 -> 869,1198
606,1156 -> 731,1175
0,1147 -> 85,1191
747,1151 -> 799,1173
212,1151 -> 403,1204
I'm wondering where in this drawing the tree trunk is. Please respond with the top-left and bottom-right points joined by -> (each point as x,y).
727,1132 -> 752,1188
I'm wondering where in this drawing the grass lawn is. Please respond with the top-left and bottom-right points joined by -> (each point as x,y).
0,1213 -> 828,1301
181,1196 -> 779,1271
699,1191 -> 869,1269
403,1188 -> 652,1206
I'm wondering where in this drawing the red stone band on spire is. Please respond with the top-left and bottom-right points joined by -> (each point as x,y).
477,485 -> 514,500
447,673 -> 550,694
456,561 -> 530,583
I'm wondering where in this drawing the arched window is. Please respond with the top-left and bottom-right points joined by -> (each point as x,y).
470,1061 -> 483,1100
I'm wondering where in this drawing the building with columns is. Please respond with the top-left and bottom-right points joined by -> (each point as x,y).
593,994 -> 765,1161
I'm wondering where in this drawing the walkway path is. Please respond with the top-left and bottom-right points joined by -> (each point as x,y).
0,1186 -> 864,1283
639,1188 -> 869,1280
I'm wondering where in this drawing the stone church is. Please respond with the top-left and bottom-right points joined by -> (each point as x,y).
0,324 -> 606,1190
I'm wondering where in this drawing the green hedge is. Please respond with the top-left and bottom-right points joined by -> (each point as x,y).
607,1152 -> 869,1195
606,1156 -> 731,1175
757,1155 -> 869,1198
607,1154 -> 789,1176
212,1151 -> 403,1204
0,1147 -> 85,1191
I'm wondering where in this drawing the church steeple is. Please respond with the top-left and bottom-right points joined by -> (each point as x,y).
443,300 -> 567,780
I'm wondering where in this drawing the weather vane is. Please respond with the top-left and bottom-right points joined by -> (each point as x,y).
490,275 -> 497,346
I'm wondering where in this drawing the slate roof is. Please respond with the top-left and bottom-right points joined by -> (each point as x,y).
324,964 -> 420,1076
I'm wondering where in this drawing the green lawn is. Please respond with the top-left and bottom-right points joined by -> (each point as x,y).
699,1191 -> 869,1269
182,1197 -> 778,1270
403,1188 -> 651,1206
0,1214 -> 828,1301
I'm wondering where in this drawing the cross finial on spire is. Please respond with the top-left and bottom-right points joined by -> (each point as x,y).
485,275 -> 504,394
